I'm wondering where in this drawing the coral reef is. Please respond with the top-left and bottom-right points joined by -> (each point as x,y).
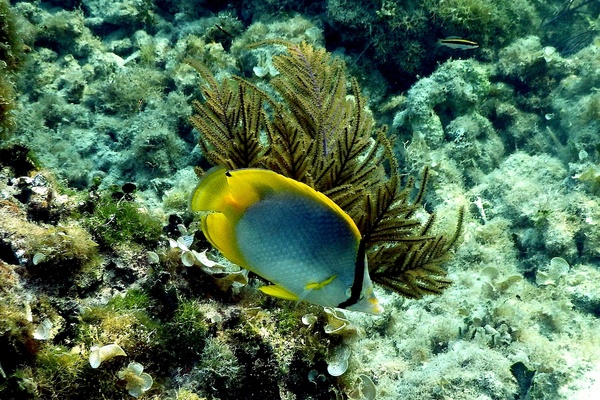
1,0 -> 600,399
10,1 -> 197,196
326,0 -> 542,91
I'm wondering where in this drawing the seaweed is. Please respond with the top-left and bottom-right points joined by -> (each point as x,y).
541,0 -> 600,55
188,41 -> 463,299
0,0 -> 27,139
81,186 -> 163,249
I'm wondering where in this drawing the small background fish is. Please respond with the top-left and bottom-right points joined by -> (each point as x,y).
437,36 -> 479,50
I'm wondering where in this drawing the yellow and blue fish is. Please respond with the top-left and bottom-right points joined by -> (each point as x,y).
190,167 -> 383,315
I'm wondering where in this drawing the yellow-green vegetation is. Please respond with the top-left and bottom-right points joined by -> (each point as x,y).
328,0 -> 542,90
582,91 -> 600,123
163,299 -> 209,359
107,288 -> 153,310
0,0 -> 23,71
28,223 -> 99,274
28,345 -> 86,398
0,0 -> 26,139
201,309 -> 333,399
0,267 -> 36,392
576,164 -> 600,193
78,289 -> 162,355
424,0 -> 538,43
189,41 -> 463,298
19,343 -> 134,398
0,188 -> 100,291
138,41 -> 157,66
101,65 -> 166,114
82,188 -> 163,249
179,335 -> 242,396
174,388 -> 206,400
0,75 -> 16,140
0,148 -> 344,399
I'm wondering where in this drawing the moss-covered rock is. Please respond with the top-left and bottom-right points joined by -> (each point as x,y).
82,188 -> 163,249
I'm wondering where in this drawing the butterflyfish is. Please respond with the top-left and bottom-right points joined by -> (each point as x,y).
437,36 -> 479,50
190,167 -> 384,315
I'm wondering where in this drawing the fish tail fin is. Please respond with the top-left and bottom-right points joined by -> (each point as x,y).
191,167 -> 248,268
190,166 -> 230,213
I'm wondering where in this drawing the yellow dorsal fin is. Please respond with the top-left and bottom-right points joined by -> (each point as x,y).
260,284 -> 299,301
223,170 -> 262,210
191,167 -> 261,215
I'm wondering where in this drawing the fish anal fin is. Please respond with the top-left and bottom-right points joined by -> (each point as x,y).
260,285 -> 299,301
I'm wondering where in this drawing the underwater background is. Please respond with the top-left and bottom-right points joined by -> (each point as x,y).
1,0 -> 600,399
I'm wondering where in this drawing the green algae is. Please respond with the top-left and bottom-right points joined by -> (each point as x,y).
106,288 -> 154,311
82,189 -> 163,249
0,0 -> 27,139
28,224 -> 99,274
163,299 -> 209,359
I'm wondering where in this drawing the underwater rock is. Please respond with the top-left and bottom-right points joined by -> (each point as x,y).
393,58 -> 491,148
564,264 -> 600,318
11,173 -> 63,223
82,0 -> 155,30
535,257 -> 569,286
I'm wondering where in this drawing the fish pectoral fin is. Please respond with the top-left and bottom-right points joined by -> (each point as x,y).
259,285 -> 299,301
304,275 -> 337,291
295,275 -> 338,304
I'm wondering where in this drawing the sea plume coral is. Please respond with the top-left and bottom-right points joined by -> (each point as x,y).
188,41 -> 463,299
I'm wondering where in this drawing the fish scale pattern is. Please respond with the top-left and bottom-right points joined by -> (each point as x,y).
236,193 -> 358,293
